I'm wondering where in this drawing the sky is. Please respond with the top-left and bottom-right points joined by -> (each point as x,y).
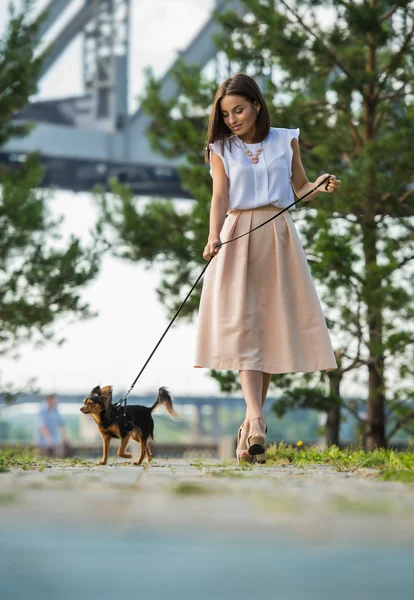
0,0 -> 367,399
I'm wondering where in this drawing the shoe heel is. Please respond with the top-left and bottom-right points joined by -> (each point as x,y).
248,435 -> 265,456
236,423 -> 253,464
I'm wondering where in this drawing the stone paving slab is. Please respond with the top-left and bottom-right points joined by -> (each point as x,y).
1,458 -> 414,542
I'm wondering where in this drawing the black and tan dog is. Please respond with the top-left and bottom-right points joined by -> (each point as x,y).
80,385 -> 179,465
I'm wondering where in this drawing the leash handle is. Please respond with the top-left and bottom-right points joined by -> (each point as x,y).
116,174 -> 333,404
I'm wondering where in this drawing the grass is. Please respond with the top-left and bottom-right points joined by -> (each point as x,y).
382,469 -> 414,483
0,446 -> 94,472
0,446 -> 41,472
265,442 -> 414,482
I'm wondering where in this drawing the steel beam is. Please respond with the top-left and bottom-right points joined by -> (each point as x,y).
37,0 -> 73,39
38,2 -> 94,80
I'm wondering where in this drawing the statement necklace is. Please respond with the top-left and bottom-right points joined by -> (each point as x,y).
240,138 -> 263,164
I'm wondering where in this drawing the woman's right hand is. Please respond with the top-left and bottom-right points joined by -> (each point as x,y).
203,237 -> 222,261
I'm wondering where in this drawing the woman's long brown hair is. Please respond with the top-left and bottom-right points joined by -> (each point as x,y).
204,73 -> 271,164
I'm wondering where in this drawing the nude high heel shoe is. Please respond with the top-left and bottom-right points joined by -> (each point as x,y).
247,417 -> 267,457
236,422 -> 253,465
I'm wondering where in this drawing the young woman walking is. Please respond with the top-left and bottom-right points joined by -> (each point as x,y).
194,73 -> 341,464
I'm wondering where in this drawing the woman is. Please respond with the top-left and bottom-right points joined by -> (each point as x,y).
194,73 -> 341,464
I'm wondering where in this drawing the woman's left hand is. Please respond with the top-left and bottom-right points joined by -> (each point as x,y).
315,173 -> 341,193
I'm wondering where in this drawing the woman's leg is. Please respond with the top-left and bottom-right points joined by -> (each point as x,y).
239,370 -> 263,420
239,370 -> 267,438
261,372 -> 272,407
240,370 -> 270,424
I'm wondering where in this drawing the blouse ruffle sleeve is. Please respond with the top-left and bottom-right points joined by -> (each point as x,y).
208,141 -> 229,178
286,128 -> 300,179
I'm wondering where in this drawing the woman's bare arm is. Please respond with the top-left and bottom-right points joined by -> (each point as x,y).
290,138 -> 321,203
203,150 -> 229,260
290,138 -> 340,202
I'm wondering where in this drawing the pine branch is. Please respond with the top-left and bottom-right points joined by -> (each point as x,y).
378,80 -> 410,103
380,5 -> 400,23
377,21 -> 414,96
336,104 -> 364,147
373,110 -> 386,136
396,254 -> 414,270
279,0 -> 354,81
342,401 -> 366,424
386,410 -> 414,442
397,187 -> 414,206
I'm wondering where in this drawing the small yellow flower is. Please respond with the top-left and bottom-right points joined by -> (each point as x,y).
296,440 -> 303,447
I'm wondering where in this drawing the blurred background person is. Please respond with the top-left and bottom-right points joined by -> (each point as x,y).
37,393 -> 68,457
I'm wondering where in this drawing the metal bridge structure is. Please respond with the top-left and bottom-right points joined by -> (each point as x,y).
0,0 -> 244,198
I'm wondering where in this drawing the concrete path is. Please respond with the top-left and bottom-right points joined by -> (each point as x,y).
2,459 -> 414,600
1,458 -> 414,542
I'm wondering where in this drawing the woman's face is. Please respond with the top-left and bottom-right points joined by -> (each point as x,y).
220,94 -> 259,138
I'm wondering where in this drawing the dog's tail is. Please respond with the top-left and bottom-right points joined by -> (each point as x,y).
151,387 -> 179,418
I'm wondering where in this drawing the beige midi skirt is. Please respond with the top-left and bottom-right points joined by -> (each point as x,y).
194,204 -> 338,374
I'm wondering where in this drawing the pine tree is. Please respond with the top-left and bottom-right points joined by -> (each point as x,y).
0,1 -> 102,398
97,1 -> 414,448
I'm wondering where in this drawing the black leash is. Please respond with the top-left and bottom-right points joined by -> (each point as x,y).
115,174 -> 333,413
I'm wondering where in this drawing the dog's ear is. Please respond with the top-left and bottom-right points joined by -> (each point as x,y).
91,385 -> 101,395
100,385 -> 113,422
100,385 -> 113,400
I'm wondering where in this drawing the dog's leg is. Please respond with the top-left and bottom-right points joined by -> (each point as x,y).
145,440 -> 152,464
99,434 -> 111,465
133,431 -> 145,465
118,433 -> 132,459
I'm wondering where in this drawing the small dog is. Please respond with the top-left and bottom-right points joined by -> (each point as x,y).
80,385 -> 179,465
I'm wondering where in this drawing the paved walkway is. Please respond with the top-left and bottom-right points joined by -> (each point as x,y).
1,458 -> 414,542
2,459 -> 414,600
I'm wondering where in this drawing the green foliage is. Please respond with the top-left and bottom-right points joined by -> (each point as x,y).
95,178 -> 203,319
0,154 -> 102,361
0,3 -> 103,396
272,386 -> 341,416
0,0 -> 47,145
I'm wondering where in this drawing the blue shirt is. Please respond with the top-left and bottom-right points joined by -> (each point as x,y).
208,127 -> 300,211
37,404 -> 64,448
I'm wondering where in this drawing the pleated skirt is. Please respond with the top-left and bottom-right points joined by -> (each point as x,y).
193,204 -> 338,374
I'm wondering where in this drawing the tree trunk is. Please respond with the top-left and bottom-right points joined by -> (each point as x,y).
325,364 -> 341,447
363,221 -> 386,450
326,404 -> 340,447
362,21 -> 387,450
366,356 -> 386,450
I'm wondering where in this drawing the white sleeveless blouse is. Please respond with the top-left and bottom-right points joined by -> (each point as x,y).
208,126 -> 300,211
